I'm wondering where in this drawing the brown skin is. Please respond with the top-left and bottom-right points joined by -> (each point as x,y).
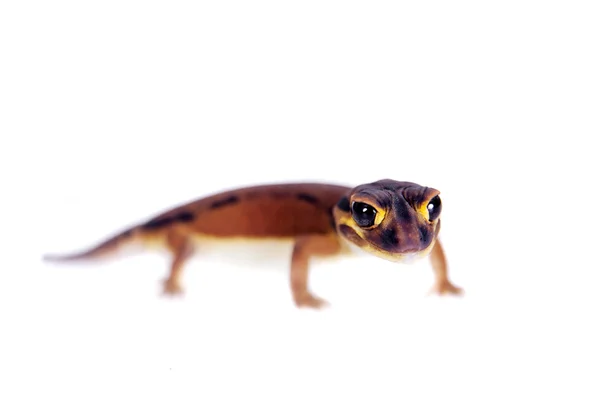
43,179 -> 462,308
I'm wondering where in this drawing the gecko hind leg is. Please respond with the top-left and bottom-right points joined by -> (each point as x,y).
162,230 -> 194,296
290,234 -> 341,309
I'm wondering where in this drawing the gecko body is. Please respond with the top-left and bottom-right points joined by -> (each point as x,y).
44,179 -> 462,308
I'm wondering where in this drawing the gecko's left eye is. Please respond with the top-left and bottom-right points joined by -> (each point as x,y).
427,195 -> 442,221
352,202 -> 377,228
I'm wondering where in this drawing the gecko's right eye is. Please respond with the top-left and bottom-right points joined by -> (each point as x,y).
351,202 -> 377,228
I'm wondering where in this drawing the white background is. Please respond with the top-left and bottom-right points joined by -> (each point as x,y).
1,1 -> 599,399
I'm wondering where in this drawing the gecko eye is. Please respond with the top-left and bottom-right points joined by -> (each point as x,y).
427,195 -> 442,221
351,202 -> 377,227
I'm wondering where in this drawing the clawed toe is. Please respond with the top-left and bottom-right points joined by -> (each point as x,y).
293,293 -> 329,309
430,279 -> 464,296
162,278 -> 184,296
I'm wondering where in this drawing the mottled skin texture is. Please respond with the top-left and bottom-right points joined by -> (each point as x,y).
44,179 -> 462,308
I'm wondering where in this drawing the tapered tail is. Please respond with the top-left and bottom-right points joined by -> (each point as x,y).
42,227 -> 138,263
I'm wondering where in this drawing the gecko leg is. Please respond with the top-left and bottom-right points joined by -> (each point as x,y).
290,234 -> 341,309
428,239 -> 463,295
162,230 -> 194,296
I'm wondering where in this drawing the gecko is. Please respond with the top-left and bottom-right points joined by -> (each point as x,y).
43,179 -> 463,308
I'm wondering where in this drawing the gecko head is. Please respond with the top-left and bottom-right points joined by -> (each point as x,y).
332,179 -> 442,263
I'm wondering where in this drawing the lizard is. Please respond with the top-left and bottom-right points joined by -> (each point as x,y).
43,179 -> 463,308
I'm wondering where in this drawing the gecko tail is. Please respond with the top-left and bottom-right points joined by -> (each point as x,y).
42,228 -> 139,263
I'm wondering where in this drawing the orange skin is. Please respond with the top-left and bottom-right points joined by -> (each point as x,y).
44,179 -> 462,308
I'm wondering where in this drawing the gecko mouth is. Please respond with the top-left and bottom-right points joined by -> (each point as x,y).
371,242 -> 430,257
370,244 -> 433,263
338,224 -> 433,262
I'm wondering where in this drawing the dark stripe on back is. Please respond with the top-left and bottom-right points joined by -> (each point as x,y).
143,217 -> 173,230
143,211 -> 196,230
176,211 -> 195,222
296,193 -> 319,205
210,196 -> 239,209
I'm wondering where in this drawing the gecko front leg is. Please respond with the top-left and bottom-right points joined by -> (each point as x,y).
290,234 -> 341,309
429,239 -> 463,295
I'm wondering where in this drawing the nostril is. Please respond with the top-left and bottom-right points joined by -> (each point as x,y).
418,225 -> 431,244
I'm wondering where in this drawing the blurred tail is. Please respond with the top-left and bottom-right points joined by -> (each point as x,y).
42,227 -> 138,263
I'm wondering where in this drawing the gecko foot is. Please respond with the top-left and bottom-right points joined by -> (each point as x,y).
430,279 -> 464,296
162,278 -> 184,296
293,293 -> 329,309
